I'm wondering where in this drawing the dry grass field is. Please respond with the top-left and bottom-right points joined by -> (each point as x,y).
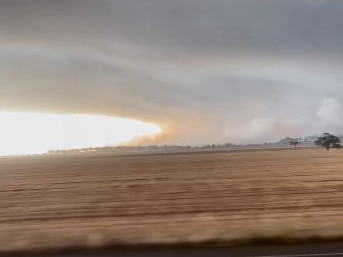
0,148 -> 343,252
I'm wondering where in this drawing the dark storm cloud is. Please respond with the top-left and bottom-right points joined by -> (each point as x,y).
1,0 -> 343,144
1,0 -> 343,55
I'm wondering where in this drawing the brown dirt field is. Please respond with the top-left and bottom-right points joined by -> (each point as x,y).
0,148 -> 343,252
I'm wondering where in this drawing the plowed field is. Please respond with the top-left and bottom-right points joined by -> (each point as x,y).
0,148 -> 343,251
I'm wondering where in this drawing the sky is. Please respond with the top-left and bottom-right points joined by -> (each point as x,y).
1,0 -> 343,146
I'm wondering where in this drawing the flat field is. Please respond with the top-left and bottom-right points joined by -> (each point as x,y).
0,148 -> 343,252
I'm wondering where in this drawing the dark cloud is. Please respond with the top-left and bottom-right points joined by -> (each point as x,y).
1,0 -> 343,144
1,0 -> 343,55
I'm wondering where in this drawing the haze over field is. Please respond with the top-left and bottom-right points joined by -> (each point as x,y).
1,0 -> 343,151
0,112 -> 161,155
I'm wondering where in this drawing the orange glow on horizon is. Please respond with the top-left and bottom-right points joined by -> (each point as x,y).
0,112 -> 162,156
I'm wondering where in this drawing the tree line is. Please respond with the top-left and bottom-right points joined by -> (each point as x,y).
315,133 -> 342,151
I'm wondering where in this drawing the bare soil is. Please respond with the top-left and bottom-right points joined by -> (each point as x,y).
0,148 -> 343,252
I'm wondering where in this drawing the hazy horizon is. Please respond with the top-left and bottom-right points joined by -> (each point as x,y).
1,0 -> 343,149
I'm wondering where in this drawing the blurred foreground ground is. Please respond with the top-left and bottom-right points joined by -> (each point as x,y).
0,148 -> 343,252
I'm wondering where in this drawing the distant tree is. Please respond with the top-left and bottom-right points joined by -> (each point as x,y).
315,133 -> 342,151
290,140 -> 299,147
279,137 -> 300,146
